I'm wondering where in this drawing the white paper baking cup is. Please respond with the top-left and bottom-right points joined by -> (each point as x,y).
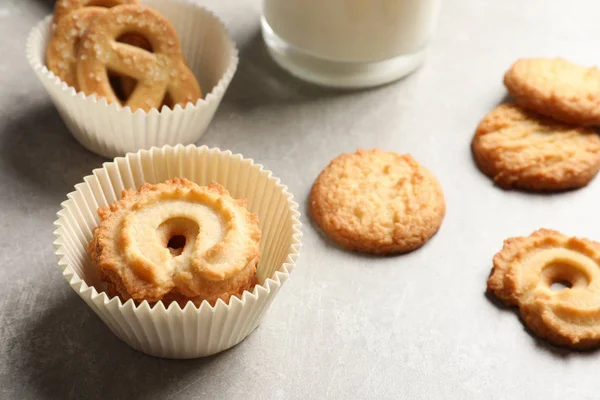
53,145 -> 302,358
27,0 -> 238,159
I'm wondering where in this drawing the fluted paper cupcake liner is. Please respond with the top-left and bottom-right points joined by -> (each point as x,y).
27,0 -> 238,158
53,145 -> 302,358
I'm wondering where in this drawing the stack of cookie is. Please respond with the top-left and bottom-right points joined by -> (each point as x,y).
472,58 -> 600,192
45,0 -> 201,112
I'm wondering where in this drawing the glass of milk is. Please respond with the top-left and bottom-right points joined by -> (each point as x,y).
262,0 -> 441,88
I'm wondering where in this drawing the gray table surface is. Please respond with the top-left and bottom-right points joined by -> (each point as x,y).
2,0 -> 600,399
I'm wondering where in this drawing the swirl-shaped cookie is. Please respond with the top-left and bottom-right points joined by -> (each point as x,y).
89,178 -> 261,307
488,229 -> 600,349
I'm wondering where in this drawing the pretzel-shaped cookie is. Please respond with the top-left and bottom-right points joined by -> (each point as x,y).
488,229 -> 600,349
77,5 -> 202,112
47,7 -> 107,89
89,178 -> 261,306
48,0 -> 150,96
52,0 -> 139,29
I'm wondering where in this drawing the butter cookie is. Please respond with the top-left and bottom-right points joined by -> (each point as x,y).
46,7 -> 107,89
309,149 -> 445,255
77,4 -> 202,112
472,104 -> 600,191
488,229 -> 600,349
88,178 -> 261,307
52,0 -> 139,29
504,58 -> 600,126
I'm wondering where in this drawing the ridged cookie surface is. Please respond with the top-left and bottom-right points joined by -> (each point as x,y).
488,229 -> 600,349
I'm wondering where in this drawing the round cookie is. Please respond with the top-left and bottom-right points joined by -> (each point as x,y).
471,103 -> 600,191
504,57 -> 600,126
487,229 -> 600,349
309,149 -> 445,255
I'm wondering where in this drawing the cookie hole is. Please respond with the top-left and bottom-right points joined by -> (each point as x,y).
107,70 -> 133,102
550,280 -> 572,291
542,262 -> 589,290
157,218 -> 199,257
117,32 -> 153,53
162,92 -> 174,109
108,32 -> 152,103
167,235 -> 186,257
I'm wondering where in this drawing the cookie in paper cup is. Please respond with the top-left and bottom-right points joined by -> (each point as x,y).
27,0 -> 238,159
53,145 -> 302,358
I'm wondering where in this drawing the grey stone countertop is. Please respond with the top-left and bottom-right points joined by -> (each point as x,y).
2,0 -> 600,399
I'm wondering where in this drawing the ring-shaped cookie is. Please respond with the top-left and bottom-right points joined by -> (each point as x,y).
488,229 -> 600,349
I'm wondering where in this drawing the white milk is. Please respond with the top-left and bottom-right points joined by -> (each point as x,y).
262,0 -> 441,88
